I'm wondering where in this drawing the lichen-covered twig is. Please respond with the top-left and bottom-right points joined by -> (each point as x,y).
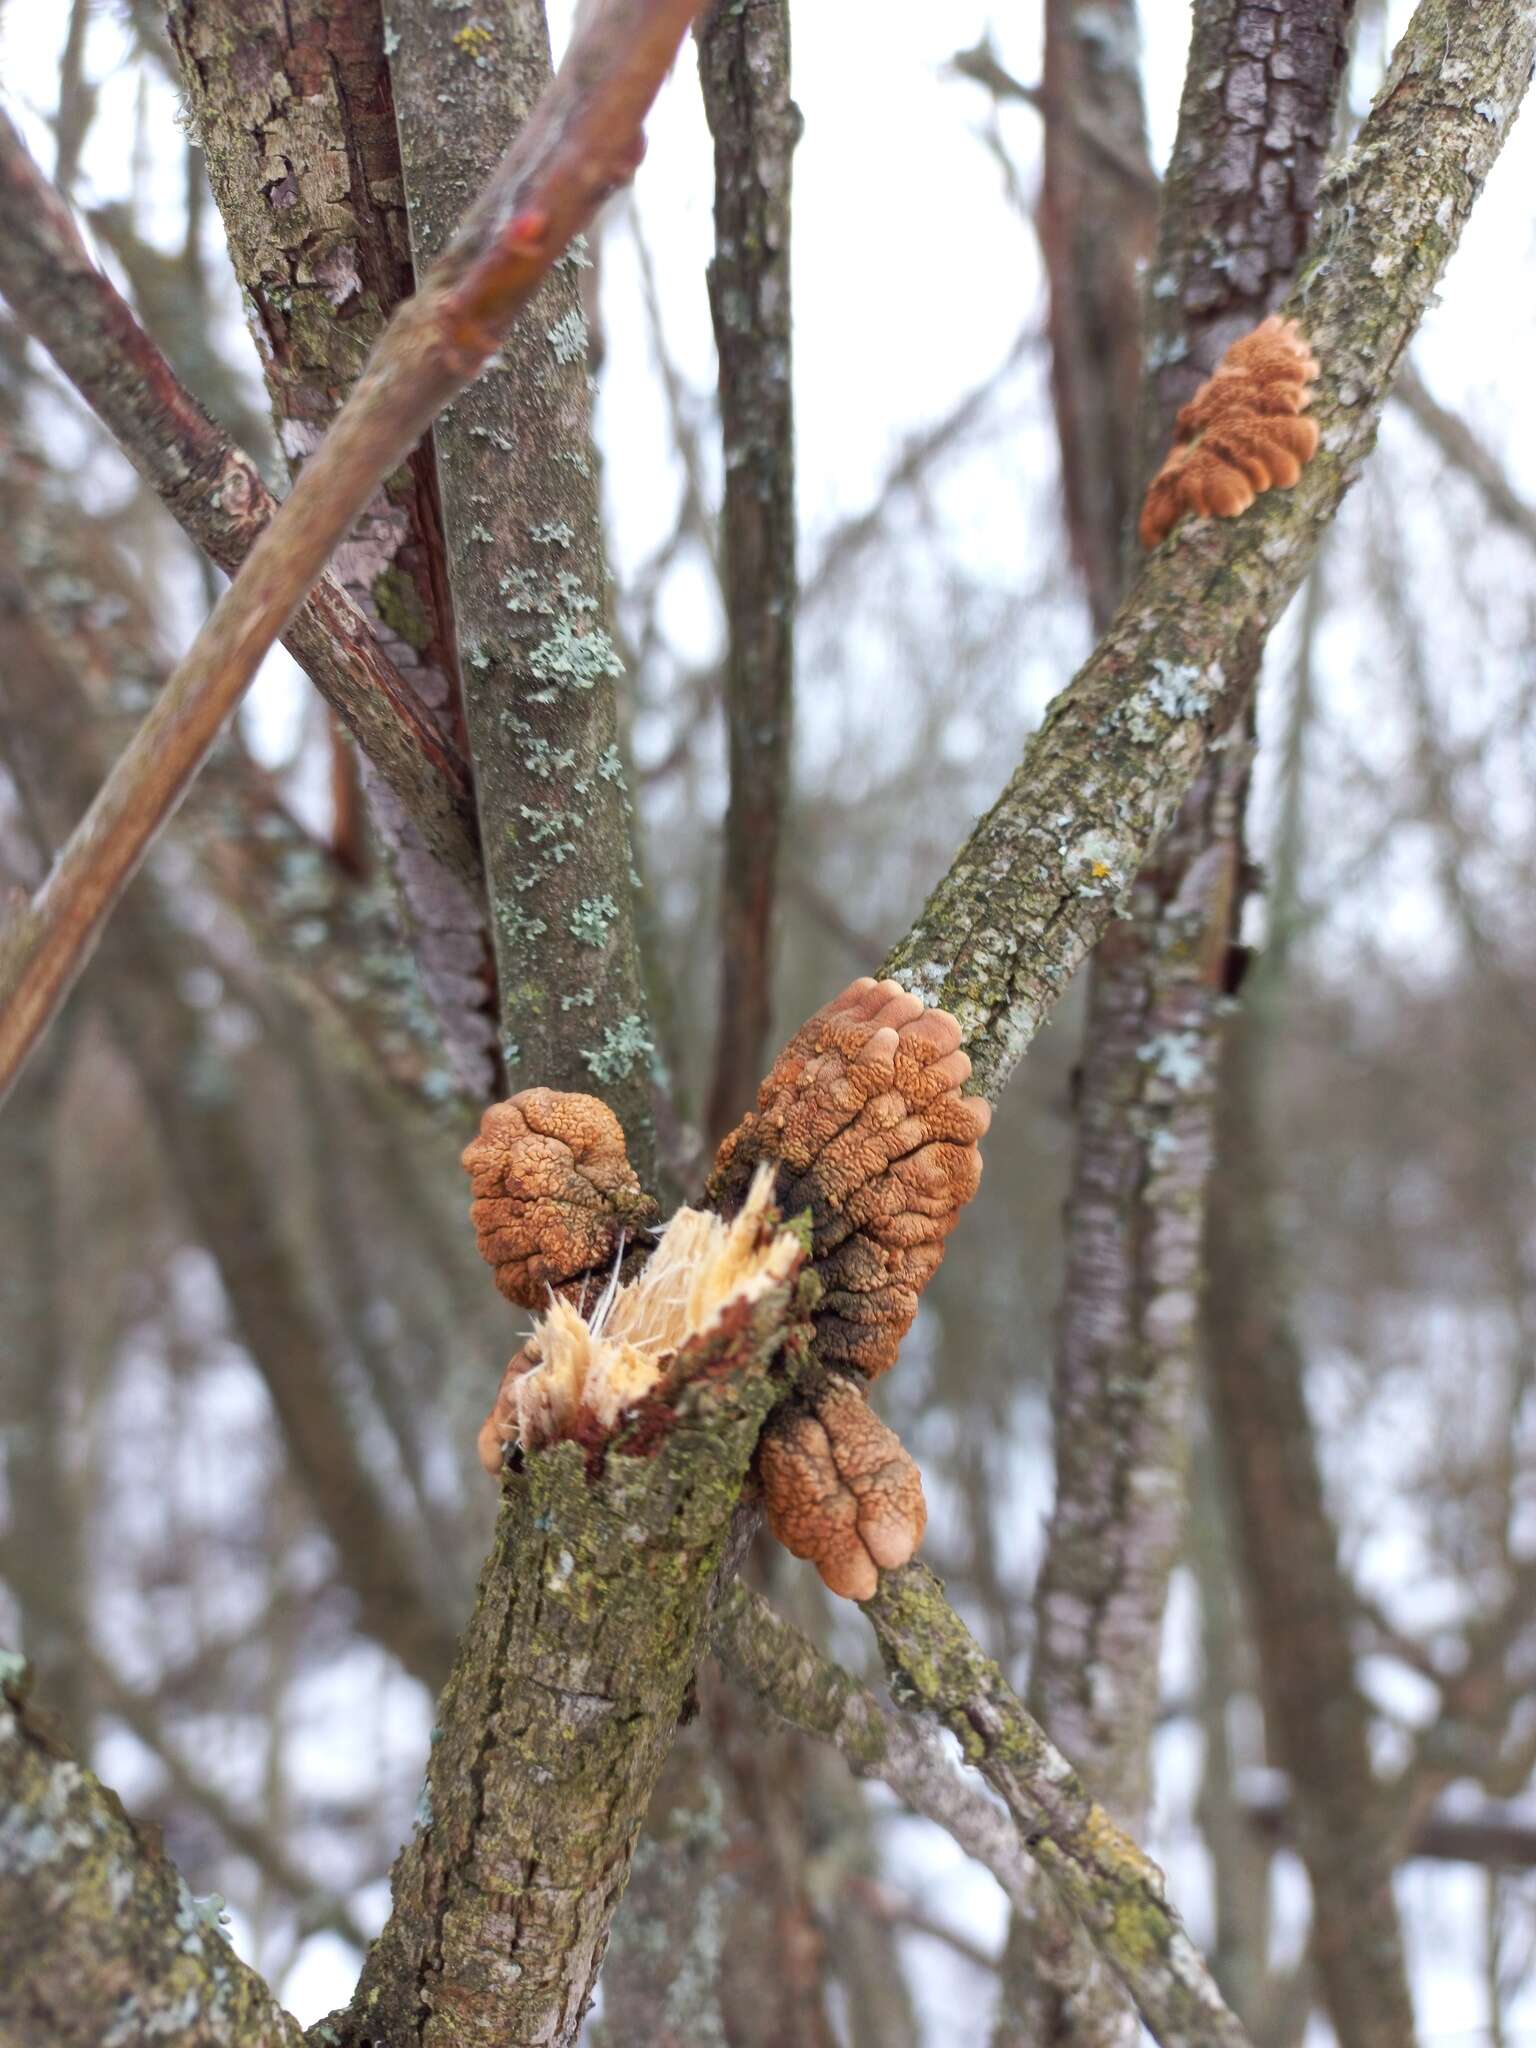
698,0 -> 799,1141
714,1578 -> 1039,1915
0,0 -> 707,1109
882,0 -> 1536,1103
0,102 -> 480,888
864,1563 -> 1255,2048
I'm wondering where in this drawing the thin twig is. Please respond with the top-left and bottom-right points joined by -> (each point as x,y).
865,1563 -> 1254,2048
0,0 -> 707,1109
714,1579 -> 1040,1919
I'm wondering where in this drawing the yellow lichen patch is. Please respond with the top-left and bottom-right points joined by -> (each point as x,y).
451,23 -> 496,60
479,1165 -> 799,1462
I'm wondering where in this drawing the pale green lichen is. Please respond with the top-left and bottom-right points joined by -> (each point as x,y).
546,308 -> 589,364
529,620 -> 624,691
569,895 -> 620,947
581,1014 -> 653,1084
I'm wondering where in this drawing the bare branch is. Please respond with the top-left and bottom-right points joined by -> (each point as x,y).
0,104 -> 481,887
386,0 -> 662,1163
0,0 -> 708,1109
1395,360 -> 1536,552
698,0 -> 799,1141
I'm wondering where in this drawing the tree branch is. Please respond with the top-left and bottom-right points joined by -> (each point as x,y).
881,0 -> 1536,1102
0,103 -> 480,888
698,0 -> 799,1142
713,1578 -> 1041,1919
864,1563 -> 1253,2048
386,0 -> 661,1168
0,0 -> 708,1109
0,1659 -> 306,2048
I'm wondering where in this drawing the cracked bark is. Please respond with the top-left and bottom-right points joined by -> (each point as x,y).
384,0 -> 658,1174
166,0 -> 500,1097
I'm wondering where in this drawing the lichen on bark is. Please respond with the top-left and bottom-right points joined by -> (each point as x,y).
384,0 -> 659,1172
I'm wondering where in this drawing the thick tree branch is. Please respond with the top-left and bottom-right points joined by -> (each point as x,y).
324,1278 -> 801,2048
386,0 -> 660,1169
0,103 -> 481,889
0,0 -> 707,1109
882,0 -> 1536,1101
698,0 -> 799,1142
0,1660 -> 306,2048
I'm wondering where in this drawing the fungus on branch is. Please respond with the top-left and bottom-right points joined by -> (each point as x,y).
707,976 -> 991,1379
476,1163 -> 802,1472
758,1372 -> 928,1601
1139,315 -> 1320,548
462,1087 -> 658,1312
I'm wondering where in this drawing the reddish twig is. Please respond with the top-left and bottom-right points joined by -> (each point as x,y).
0,0 -> 706,1109
0,102 -> 479,886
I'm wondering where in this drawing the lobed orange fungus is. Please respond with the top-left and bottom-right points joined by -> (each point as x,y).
461,1087 -> 657,1312
708,976 -> 991,1380
757,1373 -> 927,1602
1138,315 -> 1320,549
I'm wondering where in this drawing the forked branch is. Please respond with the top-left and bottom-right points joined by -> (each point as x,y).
0,0 -> 707,1107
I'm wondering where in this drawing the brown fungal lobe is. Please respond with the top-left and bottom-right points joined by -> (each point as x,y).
708,976 -> 991,1380
461,1087 -> 657,1312
1139,315 -> 1320,549
757,1372 -> 927,1602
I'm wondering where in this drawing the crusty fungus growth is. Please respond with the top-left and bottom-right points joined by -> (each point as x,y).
1138,315 -> 1320,549
708,977 -> 991,1380
477,1165 -> 801,1470
461,1087 -> 658,1312
758,1374 -> 927,1602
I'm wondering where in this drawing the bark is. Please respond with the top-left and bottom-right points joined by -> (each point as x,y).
166,0 -> 499,1094
386,0 -> 658,1169
698,0 -> 799,1143
1012,7 -> 1357,2037
0,1662 -> 307,2048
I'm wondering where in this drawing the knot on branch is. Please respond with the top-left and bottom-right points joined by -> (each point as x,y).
757,1371 -> 927,1601
1139,316 -> 1320,548
462,1087 -> 658,1312
476,1164 -> 804,1472
707,976 -> 990,1380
